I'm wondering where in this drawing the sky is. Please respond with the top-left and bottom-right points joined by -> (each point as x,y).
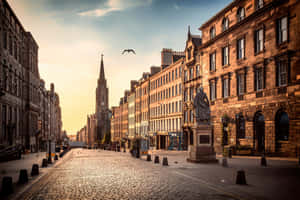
8,0 -> 232,135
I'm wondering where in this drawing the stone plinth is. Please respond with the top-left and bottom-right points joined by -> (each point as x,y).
187,124 -> 218,163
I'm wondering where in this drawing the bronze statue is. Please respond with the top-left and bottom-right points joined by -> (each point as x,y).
193,87 -> 210,125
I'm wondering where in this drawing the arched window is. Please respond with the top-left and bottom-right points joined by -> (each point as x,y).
222,18 -> 229,32
275,111 -> 289,141
237,7 -> 245,22
210,26 -> 216,39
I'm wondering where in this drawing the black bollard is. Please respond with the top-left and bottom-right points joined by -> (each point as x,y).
147,154 -> 151,161
261,155 -> 267,167
31,164 -> 39,176
48,154 -> 52,164
42,158 -> 48,168
18,169 -> 28,184
1,176 -> 13,195
154,156 -> 159,164
123,148 -> 126,153
236,170 -> 247,185
54,155 -> 58,160
222,158 -> 228,167
162,157 -> 168,166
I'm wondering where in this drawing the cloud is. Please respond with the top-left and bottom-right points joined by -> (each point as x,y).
78,0 -> 152,17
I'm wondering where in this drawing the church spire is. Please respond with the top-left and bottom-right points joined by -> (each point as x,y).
100,54 -> 105,80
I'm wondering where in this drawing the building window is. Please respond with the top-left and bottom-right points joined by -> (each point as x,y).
187,48 -> 192,60
277,16 -> 288,44
196,65 -> 200,77
189,67 -> 193,80
237,73 -> 245,95
179,101 -> 182,112
222,78 -> 229,98
184,111 -> 188,123
236,113 -> 245,139
179,83 -> 182,95
256,0 -> 264,10
210,26 -> 216,39
190,110 -> 193,123
209,81 -> 216,101
275,111 -> 289,141
184,70 -> 188,82
175,68 -> 178,79
255,67 -> 264,91
237,7 -> 245,22
237,38 -> 245,60
184,89 -> 188,102
190,87 -> 194,101
222,17 -> 229,32
175,85 -> 178,96
276,60 -> 288,87
172,70 -> 174,81
255,28 -> 264,53
210,52 -> 216,71
222,46 -> 229,66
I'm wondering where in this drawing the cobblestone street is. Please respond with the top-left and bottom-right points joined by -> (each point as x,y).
14,149 -> 299,200
17,149 -> 239,200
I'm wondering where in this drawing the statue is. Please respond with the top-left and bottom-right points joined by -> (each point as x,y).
193,87 -> 210,125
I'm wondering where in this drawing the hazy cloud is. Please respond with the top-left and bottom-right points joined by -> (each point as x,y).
79,0 -> 152,17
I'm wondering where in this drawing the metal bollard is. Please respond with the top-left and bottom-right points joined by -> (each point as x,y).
18,169 -> 28,184
154,156 -> 159,164
261,155 -> 267,167
1,176 -> 13,195
42,158 -> 48,168
236,170 -> 247,185
31,164 -> 39,176
162,157 -> 168,166
222,158 -> 228,167
147,154 -> 151,161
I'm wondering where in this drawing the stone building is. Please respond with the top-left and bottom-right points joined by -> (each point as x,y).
140,73 -> 150,139
182,28 -> 203,152
76,126 -> 87,144
110,106 -> 121,144
128,81 -> 138,147
149,51 -> 185,150
185,0 -> 300,156
87,114 -> 96,148
95,55 -> 110,144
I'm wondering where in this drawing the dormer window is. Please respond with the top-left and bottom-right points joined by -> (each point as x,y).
256,0 -> 264,10
222,18 -> 229,32
237,7 -> 245,22
187,47 -> 192,60
210,26 -> 216,39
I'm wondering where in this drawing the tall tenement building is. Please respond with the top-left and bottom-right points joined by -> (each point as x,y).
0,0 -> 63,152
95,55 -> 110,144
184,0 -> 300,156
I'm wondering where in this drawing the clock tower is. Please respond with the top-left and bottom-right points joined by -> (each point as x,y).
95,54 -> 110,142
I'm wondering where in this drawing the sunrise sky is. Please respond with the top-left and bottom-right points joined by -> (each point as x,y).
8,0 -> 231,134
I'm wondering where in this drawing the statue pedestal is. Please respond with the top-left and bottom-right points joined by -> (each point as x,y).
187,124 -> 218,163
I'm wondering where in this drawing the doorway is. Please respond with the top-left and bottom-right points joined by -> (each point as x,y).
254,112 -> 265,153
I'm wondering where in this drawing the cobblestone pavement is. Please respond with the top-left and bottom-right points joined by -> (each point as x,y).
19,149 -> 244,200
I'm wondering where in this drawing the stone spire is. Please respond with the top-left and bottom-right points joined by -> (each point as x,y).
100,54 -> 105,81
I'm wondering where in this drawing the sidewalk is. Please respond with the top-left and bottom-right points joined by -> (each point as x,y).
0,150 -> 73,199
143,149 -> 300,200
0,152 -> 46,189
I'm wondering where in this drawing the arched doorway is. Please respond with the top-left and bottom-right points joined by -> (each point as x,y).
254,112 -> 265,153
275,110 -> 289,152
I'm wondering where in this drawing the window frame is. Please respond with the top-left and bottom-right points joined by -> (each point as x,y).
277,16 -> 288,45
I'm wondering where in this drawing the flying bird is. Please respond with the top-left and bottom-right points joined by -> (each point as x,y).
122,49 -> 136,55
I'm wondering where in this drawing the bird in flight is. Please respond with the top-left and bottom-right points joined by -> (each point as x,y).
122,49 -> 136,55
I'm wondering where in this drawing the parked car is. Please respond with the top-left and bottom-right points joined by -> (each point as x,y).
0,144 -> 22,162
